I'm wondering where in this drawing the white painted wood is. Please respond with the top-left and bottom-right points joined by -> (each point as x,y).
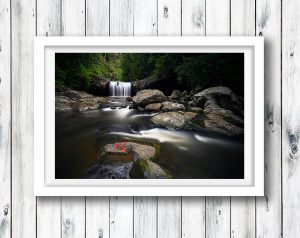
62,0 -> 86,36
231,0 -> 255,36
86,197 -> 110,238
133,1 -> 157,237
134,0 -> 157,36
182,197 -> 205,238
206,0 -> 230,36
157,197 -> 181,238
60,1 -> 86,238
282,0 -> 300,237
86,0 -> 109,36
11,0 -> 36,237
182,0 -> 205,36
110,0 -> 134,36
36,0 -> 62,36
110,197 -> 134,238
134,197 -> 157,238
206,197 -> 230,238
36,1 -> 62,237
205,1 -> 231,237
256,0 -> 282,237
181,2 -> 205,237
157,0 -> 181,35
0,0 -> 10,237
230,1 -> 256,237
37,197 -> 61,238
62,197 -> 85,238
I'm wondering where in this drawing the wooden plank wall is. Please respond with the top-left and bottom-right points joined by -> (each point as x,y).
0,0 -> 296,237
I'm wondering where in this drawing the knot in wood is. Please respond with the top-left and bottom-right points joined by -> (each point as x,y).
65,218 -> 71,227
163,6 -> 168,18
291,143 -> 298,155
4,206 -> 8,216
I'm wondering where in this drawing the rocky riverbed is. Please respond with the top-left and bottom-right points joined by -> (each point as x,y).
55,85 -> 244,179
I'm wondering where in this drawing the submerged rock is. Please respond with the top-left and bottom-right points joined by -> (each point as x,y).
133,89 -> 167,107
151,111 -> 197,129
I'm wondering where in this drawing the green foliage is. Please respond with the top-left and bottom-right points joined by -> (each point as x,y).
56,52 -> 244,95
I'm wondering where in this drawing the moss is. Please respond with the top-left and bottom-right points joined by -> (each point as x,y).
129,159 -> 148,179
150,143 -> 161,161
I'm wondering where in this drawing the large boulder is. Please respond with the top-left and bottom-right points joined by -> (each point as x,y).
193,86 -> 243,115
71,96 -> 106,112
170,90 -> 181,100
55,96 -> 74,112
161,101 -> 185,111
130,159 -> 169,179
55,86 -> 107,112
133,89 -> 167,107
151,111 -> 197,129
145,101 -> 185,112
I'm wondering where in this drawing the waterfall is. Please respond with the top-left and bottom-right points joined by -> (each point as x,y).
109,81 -> 131,97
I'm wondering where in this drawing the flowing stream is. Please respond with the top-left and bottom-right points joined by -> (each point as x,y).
55,106 -> 244,179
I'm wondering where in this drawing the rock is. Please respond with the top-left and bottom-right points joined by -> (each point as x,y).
193,86 -> 243,114
85,163 -> 133,179
188,100 -> 197,106
189,106 -> 203,113
100,143 -> 134,163
130,159 -> 169,179
133,89 -> 167,107
144,161 -> 169,179
145,103 -> 162,111
161,101 -> 185,111
71,96 -> 106,112
100,142 -> 156,162
151,111 -> 197,129
137,106 -> 145,112
56,88 -> 92,99
180,90 -> 188,97
55,96 -> 74,112
170,90 -> 181,100
89,77 -> 110,96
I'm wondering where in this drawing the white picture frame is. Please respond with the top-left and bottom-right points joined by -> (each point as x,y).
34,36 -> 264,196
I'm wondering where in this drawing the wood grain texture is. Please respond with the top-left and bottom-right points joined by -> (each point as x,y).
134,197 -> 157,238
86,0 -> 109,36
157,0 -> 181,35
182,197 -> 205,238
282,0 -> 300,237
205,1 -> 231,237
0,0 -> 10,237
182,0 -> 205,36
110,197 -> 133,238
11,0 -> 36,237
86,197 -> 110,238
230,1 -> 256,237
157,197 -> 181,238
62,0 -> 86,36
110,0 -> 134,36
62,197 -> 85,238
256,0 -> 282,237
134,0 -> 157,36
36,1 -> 62,237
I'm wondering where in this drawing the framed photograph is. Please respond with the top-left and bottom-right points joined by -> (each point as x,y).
34,37 -> 264,196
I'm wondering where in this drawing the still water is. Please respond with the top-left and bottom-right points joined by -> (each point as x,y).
55,107 -> 244,179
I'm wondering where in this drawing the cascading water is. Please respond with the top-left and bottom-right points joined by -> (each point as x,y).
109,81 -> 131,97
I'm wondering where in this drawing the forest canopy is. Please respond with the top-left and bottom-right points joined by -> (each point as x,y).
55,53 -> 244,95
